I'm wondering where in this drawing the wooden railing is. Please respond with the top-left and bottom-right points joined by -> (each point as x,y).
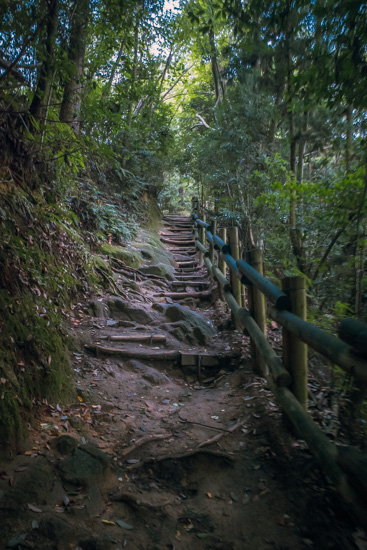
192,197 -> 367,523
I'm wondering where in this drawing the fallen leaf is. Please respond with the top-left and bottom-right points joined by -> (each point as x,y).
28,503 -> 42,513
101,519 -> 115,525
116,519 -> 134,530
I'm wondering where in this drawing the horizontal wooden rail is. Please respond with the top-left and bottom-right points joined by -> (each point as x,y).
192,197 -> 367,523
237,259 -> 290,310
194,218 -> 367,385
269,307 -> 367,383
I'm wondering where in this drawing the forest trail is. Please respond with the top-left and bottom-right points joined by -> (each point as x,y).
0,216 -> 360,550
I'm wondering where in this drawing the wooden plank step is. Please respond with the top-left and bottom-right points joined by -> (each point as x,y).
163,227 -> 193,231
108,334 -> 166,343
177,260 -> 198,267
171,281 -> 210,287
168,248 -> 196,254
157,290 -> 212,299
160,237 -> 195,245
174,268 -> 204,273
180,353 -> 220,367
85,344 -> 179,361
176,273 -> 207,282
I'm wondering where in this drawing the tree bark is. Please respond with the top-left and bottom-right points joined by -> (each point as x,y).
29,0 -> 59,123
59,0 -> 89,133
208,28 -> 224,105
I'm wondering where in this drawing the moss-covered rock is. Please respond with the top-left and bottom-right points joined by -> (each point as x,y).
99,244 -> 142,268
139,263 -> 175,280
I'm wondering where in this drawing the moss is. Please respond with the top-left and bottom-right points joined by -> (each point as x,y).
134,230 -> 176,266
0,392 -> 27,451
0,294 -> 74,452
99,243 -> 142,268
91,254 -> 112,275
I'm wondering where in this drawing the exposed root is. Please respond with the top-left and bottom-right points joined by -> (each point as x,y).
127,448 -> 235,470
110,491 -> 177,509
121,433 -> 172,458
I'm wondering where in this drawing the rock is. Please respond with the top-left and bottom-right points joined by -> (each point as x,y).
157,304 -> 215,344
161,321 -> 193,343
126,360 -> 171,385
59,449 -> 103,488
106,297 -> 154,324
38,514 -> 73,539
134,230 -> 176,266
99,244 -> 142,268
139,263 -> 176,281
90,300 -> 109,319
78,536 -> 115,550
79,444 -> 110,468
51,435 -> 79,456
8,456 -> 54,506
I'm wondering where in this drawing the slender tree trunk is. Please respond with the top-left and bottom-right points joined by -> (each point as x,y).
122,17 -> 139,169
208,28 -> 224,105
102,39 -> 125,100
59,0 -> 89,134
30,0 -> 59,123
345,105 -> 352,172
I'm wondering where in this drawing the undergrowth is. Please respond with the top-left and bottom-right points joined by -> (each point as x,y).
0,177 -> 148,452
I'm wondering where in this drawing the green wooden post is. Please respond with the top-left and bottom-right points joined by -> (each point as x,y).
228,227 -> 242,307
197,213 -> 206,267
282,277 -> 308,409
249,248 -> 267,373
210,219 -> 217,266
218,227 -> 227,277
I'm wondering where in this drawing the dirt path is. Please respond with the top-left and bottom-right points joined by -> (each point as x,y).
0,216 -> 363,550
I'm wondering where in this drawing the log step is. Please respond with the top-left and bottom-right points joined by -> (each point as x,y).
157,290 -> 212,299
160,238 -> 195,245
171,281 -> 210,287
108,334 -> 166,343
86,347 -> 224,367
177,261 -> 198,268
85,344 -> 179,361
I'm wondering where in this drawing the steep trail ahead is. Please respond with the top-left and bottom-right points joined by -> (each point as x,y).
0,216 -> 359,549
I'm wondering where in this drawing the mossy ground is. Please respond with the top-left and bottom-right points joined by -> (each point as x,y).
0,187 -> 166,454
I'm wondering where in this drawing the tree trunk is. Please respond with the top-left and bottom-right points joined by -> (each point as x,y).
29,0 -> 59,123
122,16 -> 139,168
208,28 -> 224,105
59,0 -> 89,134
102,39 -> 125,100
345,105 -> 352,172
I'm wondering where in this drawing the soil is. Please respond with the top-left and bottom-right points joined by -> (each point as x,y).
0,216 -> 366,550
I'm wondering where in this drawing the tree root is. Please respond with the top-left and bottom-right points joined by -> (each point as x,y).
121,433 -> 172,458
127,448 -> 235,470
95,266 -> 129,300
196,418 -> 245,448
110,491 -> 177,509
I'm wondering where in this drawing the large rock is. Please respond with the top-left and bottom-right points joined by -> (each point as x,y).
139,263 -> 176,281
155,304 -> 215,344
4,456 -> 54,507
59,448 -> 103,488
126,360 -> 170,385
106,297 -> 154,324
99,244 -> 142,268
134,230 -> 176,266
